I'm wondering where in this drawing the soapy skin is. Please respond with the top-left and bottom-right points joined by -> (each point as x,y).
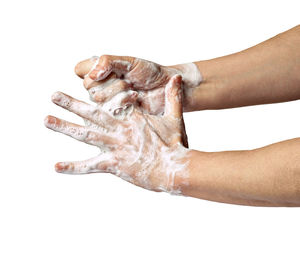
75,56 -> 202,115
45,25 -> 300,206
45,75 -> 190,193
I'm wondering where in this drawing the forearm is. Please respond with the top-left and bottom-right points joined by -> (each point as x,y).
177,138 -> 300,206
175,25 -> 300,111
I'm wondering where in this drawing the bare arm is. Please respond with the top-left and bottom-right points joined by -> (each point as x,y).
75,25 -> 300,114
180,25 -> 300,111
70,26 -> 300,206
177,138 -> 300,206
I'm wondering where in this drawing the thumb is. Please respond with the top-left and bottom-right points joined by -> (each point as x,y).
75,56 -> 99,79
164,74 -> 183,119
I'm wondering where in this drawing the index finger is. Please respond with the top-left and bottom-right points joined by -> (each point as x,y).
75,56 -> 99,79
77,55 -> 135,81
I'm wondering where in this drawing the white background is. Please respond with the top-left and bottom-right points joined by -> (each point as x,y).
0,0 -> 299,254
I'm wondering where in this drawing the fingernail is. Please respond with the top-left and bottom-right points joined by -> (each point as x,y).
44,115 -> 57,128
55,162 -> 68,172
129,90 -> 138,98
51,91 -> 63,103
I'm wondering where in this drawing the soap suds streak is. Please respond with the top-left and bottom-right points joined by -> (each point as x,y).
84,56 -> 99,79
168,63 -> 202,88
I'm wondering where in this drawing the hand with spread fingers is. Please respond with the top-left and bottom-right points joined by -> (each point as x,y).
75,55 -> 202,115
45,75 -> 191,194
45,25 -> 300,206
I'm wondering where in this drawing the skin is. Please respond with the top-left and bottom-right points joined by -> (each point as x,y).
75,26 -> 300,113
46,25 -> 300,206
185,139 -> 300,206
45,75 -> 190,193
76,56 -> 199,115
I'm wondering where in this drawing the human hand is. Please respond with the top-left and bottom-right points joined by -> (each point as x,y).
44,75 -> 190,193
75,55 -> 202,115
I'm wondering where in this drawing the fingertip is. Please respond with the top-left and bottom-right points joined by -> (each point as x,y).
44,115 -> 56,127
74,63 -> 81,77
128,90 -> 139,103
88,69 -> 98,80
168,74 -> 182,89
51,91 -> 64,103
130,90 -> 139,99
75,56 -> 99,78
167,74 -> 183,96
55,162 -> 63,172
55,162 -> 69,172
83,76 -> 95,89
164,75 -> 183,119
74,61 -> 86,78
44,115 -> 53,125
44,115 -> 62,129
172,74 -> 182,86
44,115 -> 50,127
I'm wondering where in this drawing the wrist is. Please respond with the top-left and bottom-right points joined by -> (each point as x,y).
169,63 -> 202,88
159,146 -> 192,195
167,63 -> 202,112
168,61 -> 224,112
171,149 -> 201,195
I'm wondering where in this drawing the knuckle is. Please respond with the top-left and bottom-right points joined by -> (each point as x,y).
94,92 -> 107,103
99,55 -> 110,65
85,130 -> 97,141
